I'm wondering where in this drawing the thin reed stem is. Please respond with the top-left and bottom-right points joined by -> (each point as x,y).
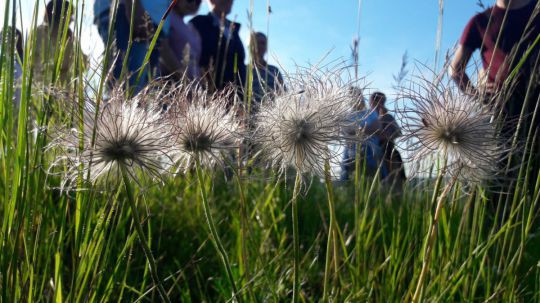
291,171 -> 302,303
194,157 -> 242,303
412,169 -> 460,303
120,165 -> 170,303
323,160 -> 338,301
231,156 -> 254,302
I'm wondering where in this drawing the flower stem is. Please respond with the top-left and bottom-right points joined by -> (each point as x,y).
323,160 -> 338,301
120,165 -> 170,303
194,158 -> 242,303
411,172 -> 459,303
234,169 -> 253,301
292,172 -> 302,303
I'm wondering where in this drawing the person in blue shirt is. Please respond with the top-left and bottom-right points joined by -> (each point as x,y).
138,0 -> 190,81
341,88 -> 388,181
93,0 -> 112,42
93,0 -> 184,92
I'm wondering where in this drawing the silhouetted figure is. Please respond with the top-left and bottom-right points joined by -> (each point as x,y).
168,0 -> 203,80
249,32 -> 284,105
190,0 -> 246,92
450,0 -> 540,134
31,0 -> 86,84
94,0 -> 185,92
1,26 -> 24,108
341,88 -> 387,181
369,92 -> 406,186
450,0 -> 540,198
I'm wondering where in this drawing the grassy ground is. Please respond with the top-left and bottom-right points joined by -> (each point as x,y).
0,156 -> 538,302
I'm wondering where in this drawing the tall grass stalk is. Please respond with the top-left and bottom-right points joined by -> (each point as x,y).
120,165 -> 171,303
323,159 -> 339,301
434,0 -> 444,71
230,157 -> 254,301
194,157 -> 242,303
291,171 -> 302,303
412,167 -> 459,303
1,0 -> 540,301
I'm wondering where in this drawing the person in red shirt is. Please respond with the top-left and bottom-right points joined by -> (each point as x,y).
450,0 -> 540,196
450,0 -> 539,93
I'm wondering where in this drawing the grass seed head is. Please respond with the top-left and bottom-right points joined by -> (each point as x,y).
254,70 -> 354,177
168,87 -> 242,172
48,87 -> 174,189
398,78 -> 508,185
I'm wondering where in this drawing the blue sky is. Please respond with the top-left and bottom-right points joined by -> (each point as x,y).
3,0 -> 488,94
220,0 -> 487,93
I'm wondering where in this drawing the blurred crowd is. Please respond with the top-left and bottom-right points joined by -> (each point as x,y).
92,0 -> 284,99
2,0 -> 539,187
1,0 -> 406,184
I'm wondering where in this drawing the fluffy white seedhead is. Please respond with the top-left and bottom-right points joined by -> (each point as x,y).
168,87 -> 242,172
48,87 -> 174,189
398,78 -> 507,184
254,72 -> 354,177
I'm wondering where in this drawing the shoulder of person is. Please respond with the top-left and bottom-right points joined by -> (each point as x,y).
31,25 -> 51,44
267,64 -> 281,73
188,22 -> 202,38
231,21 -> 242,32
380,112 -> 396,122
34,24 -> 48,33
475,6 -> 495,22
190,14 -> 213,26
358,110 -> 378,124
461,6 -> 491,29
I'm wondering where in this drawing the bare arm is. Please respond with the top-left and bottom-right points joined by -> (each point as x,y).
449,44 -> 476,94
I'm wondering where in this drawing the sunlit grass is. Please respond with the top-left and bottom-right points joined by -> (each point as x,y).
0,0 -> 539,302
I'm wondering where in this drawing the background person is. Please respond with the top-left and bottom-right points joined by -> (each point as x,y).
341,88 -> 387,181
93,0 -> 112,43
94,0 -> 186,91
137,0 -> 193,82
190,0 -> 246,93
369,92 -> 406,185
94,0 -> 153,91
167,0 -> 203,81
31,0 -> 86,84
449,0 -> 540,198
0,27 -> 24,109
249,32 -> 284,106
449,0 -> 540,129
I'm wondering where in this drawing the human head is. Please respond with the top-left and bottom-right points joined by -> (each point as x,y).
174,0 -> 202,16
45,0 -> 73,27
250,32 -> 267,61
369,91 -> 386,109
207,0 -> 233,16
